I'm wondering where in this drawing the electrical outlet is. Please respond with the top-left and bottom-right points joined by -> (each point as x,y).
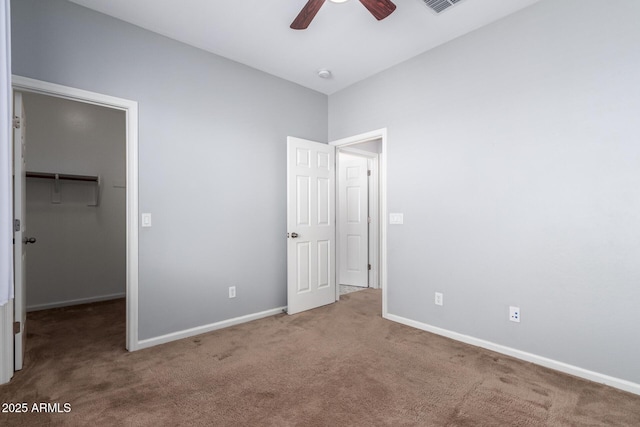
509,306 -> 520,322
435,292 -> 443,306
229,286 -> 236,299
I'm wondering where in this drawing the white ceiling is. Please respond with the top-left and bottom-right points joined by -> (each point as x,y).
67,0 -> 540,95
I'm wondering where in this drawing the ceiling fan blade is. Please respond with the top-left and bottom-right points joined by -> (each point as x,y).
359,0 -> 397,21
291,0 -> 326,30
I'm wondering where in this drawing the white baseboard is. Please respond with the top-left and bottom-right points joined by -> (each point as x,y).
136,306 -> 287,350
26,292 -> 126,312
384,312 -> 640,396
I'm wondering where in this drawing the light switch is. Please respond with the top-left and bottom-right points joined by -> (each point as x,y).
141,213 -> 152,227
389,213 -> 404,225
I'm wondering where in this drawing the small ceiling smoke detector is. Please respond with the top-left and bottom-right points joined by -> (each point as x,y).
318,69 -> 332,79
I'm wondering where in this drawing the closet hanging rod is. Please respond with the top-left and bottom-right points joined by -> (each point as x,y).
26,171 -> 99,183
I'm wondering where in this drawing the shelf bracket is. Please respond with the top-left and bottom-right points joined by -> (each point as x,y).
88,175 -> 101,207
51,173 -> 61,204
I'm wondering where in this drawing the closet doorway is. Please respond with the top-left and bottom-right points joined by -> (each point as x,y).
20,91 -> 126,314
9,76 -> 140,373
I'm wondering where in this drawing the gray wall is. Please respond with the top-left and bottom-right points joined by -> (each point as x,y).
23,92 -> 125,310
11,0 -> 327,340
329,0 -> 640,384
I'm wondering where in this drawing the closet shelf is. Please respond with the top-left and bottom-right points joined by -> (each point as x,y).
26,171 -> 99,182
26,171 -> 101,206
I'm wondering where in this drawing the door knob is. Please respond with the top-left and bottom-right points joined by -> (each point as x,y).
290,232 -> 299,238
24,237 -> 36,244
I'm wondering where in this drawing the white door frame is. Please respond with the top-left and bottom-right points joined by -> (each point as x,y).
4,76 -> 139,360
0,0 -> 13,384
330,129 -> 388,316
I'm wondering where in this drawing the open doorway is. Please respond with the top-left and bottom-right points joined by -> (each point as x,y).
285,129 -> 387,316
21,92 -> 126,314
331,129 -> 387,311
1,76 -> 140,385
336,141 -> 381,296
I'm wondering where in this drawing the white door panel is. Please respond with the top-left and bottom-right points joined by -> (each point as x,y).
338,153 -> 368,287
287,137 -> 335,315
13,92 -> 27,371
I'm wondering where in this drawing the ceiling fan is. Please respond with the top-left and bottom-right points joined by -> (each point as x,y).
291,0 -> 397,30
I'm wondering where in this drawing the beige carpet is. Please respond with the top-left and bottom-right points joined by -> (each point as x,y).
1,289 -> 639,426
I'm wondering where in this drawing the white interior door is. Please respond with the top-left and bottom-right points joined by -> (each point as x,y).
13,92 -> 27,371
287,137 -> 335,315
338,152 -> 369,287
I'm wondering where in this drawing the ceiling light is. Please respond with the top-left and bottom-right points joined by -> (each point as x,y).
329,0 -> 349,3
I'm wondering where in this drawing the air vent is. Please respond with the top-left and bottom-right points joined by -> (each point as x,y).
422,0 -> 465,14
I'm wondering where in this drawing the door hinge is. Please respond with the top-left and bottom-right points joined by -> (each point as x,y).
12,116 -> 20,129
368,264 -> 372,271
367,216 -> 372,224
13,321 -> 21,335
14,219 -> 20,232
367,170 -> 371,176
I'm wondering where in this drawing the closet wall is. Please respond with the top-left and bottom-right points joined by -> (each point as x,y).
23,92 -> 126,311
